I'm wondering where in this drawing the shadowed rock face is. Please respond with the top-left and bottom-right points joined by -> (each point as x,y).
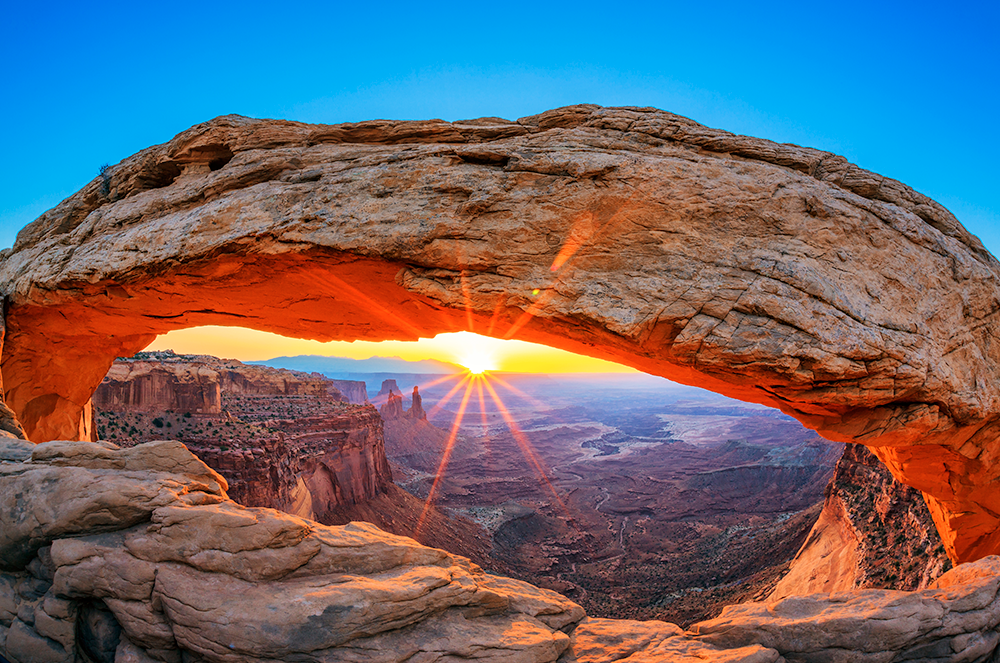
1,105 -> 998,562
771,444 -> 952,599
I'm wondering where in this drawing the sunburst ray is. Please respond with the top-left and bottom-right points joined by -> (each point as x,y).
482,378 -> 567,513
414,378 -> 475,536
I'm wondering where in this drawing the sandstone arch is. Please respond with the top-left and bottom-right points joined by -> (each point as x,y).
2,105 -> 998,564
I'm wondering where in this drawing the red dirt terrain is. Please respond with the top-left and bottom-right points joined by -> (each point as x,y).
382,373 -> 843,626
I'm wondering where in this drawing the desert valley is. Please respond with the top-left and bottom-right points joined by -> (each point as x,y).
92,348 -> 951,631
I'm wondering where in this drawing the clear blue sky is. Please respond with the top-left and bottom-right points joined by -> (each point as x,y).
3,1 -> 997,255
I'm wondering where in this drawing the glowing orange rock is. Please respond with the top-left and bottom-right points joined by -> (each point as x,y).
2,105 -> 998,563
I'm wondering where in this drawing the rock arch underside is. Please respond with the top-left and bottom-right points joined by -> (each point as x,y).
3,105 -> 1000,662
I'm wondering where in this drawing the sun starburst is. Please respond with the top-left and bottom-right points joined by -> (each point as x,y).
413,370 -> 567,538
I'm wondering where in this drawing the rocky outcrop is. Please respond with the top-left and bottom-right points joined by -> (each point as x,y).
380,390 -> 405,420
2,105 -> 999,562
95,353 -> 390,518
291,406 -> 393,513
95,361 -> 222,415
5,437 -> 1000,663
95,353 -> 495,568
378,379 -> 401,397
560,618 -> 780,662
380,386 -> 426,422
217,368 -> 338,398
329,378 -> 368,404
410,386 -> 426,420
0,438 -> 584,663
692,558 -> 1000,662
95,351 -> 346,415
772,444 -> 952,599
0,308 -> 26,441
182,436 -> 300,510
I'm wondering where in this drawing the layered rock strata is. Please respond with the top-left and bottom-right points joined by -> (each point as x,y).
378,379 -> 402,397
96,351 -> 346,410
95,354 -> 391,515
5,437 -> 1000,663
2,105 -> 999,562
290,405 -> 393,513
182,436 -> 300,510
94,362 -> 221,415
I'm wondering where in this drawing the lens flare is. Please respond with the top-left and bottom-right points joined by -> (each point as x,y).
414,380 -> 475,537
414,371 -> 569,540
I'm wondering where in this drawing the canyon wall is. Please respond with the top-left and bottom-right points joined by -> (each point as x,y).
328,378 -> 368,404
772,443 -> 953,599
291,406 -> 393,513
94,361 -> 222,415
183,436 -> 300,509
217,368 -> 341,398
95,350 -> 346,413
94,353 -> 390,519
2,106 -> 997,562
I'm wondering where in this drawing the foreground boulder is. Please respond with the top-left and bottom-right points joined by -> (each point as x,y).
692,557 -> 1000,662
0,438 -> 583,662
4,438 -> 1000,662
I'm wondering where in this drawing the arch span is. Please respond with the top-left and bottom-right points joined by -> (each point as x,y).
2,105 -> 999,564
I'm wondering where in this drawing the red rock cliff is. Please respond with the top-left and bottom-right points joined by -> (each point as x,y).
94,352 -> 391,517
328,379 -> 368,404
94,360 -> 222,414
292,407 -> 393,518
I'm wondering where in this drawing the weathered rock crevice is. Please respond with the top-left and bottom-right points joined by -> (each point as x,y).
772,443 -> 952,599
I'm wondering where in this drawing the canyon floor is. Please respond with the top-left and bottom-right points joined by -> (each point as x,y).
96,358 -> 844,626
376,372 -> 842,626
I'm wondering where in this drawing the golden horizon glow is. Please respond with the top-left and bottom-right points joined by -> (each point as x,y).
144,327 -> 638,374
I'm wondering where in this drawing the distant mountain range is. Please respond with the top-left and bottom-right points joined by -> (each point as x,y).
251,355 -> 464,376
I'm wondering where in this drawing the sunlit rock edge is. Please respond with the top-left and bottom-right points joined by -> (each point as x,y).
2,437 -> 1000,663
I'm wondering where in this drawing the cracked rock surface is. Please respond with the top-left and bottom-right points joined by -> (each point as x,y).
1,438 -> 584,662
1,105 -> 999,562
4,438 -> 1000,662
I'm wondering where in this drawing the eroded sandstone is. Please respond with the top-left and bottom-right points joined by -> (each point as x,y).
1,105 -> 998,563
1,438 -> 583,662
692,557 -> 1000,662
5,438 -> 1000,662
772,444 -> 952,599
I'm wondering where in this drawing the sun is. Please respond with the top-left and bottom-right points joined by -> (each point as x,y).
414,350 -> 564,539
461,357 -> 495,374
443,331 -> 499,374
